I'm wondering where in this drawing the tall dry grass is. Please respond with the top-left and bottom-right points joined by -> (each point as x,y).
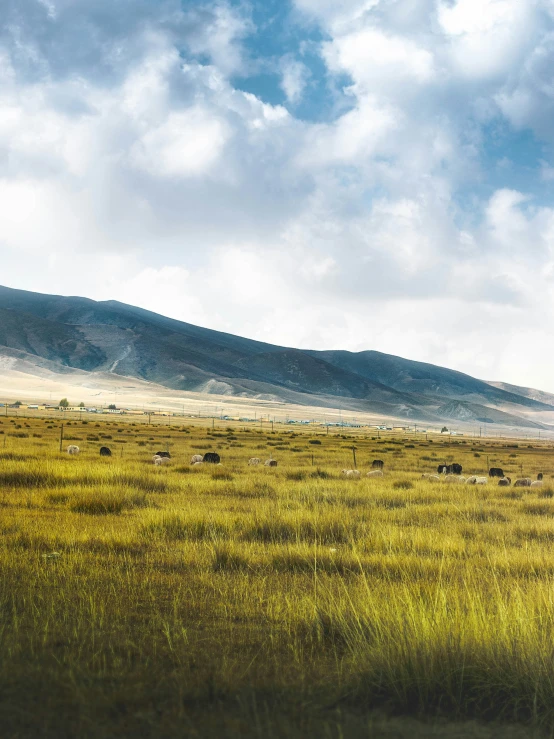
0,415 -> 552,737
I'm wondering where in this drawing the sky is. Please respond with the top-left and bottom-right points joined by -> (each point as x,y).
1,1 -> 554,390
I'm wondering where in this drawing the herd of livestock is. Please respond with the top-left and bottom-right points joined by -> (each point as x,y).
66,445 -> 278,468
423,464 -> 545,488
64,446 -> 545,487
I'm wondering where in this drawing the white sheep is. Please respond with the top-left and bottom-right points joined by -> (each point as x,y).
67,445 -> 80,455
344,470 -> 360,478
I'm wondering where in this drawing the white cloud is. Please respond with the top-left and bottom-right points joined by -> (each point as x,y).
299,95 -> 397,166
438,0 -> 537,80
131,108 -> 229,178
438,0 -> 523,35
280,57 -> 310,104
185,3 -> 253,76
294,0 -> 380,31
323,27 -> 435,92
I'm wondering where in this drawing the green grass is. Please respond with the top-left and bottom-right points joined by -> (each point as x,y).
0,415 -> 553,737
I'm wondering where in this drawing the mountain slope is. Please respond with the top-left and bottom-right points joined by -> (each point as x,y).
0,307 -> 105,371
308,350 -> 552,411
0,284 -> 552,429
487,381 -> 554,408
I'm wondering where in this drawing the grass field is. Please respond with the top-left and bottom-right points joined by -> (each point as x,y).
1,414 -> 553,737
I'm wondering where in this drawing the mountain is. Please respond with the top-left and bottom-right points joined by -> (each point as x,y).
487,381 -> 554,408
308,350 -> 548,410
0,284 -> 552,430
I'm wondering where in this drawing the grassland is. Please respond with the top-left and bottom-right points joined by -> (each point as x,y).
1,414 -> 553,737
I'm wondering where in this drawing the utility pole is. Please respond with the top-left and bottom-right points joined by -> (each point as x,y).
59,424 -> 64,453
352,446 -> 357,469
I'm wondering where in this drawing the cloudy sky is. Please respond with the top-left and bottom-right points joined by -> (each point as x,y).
2,1 -> 554,390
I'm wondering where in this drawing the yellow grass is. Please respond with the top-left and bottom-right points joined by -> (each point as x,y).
0,415 -> 553,737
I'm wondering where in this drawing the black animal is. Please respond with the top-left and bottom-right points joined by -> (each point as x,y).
99,446 -> 112,457
489,468 -> 504,478
156,451 -> 171,459
437,464 -> 461,474
437,463 -> 462,475
538,473 -> 544,481
203,452 -> 221,464
372,460 -> 384,470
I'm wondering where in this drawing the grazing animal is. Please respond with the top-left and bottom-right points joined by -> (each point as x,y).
265,459 -> 278,467
154,456 -> 170,466
489,468 -> 504,478
345,470 -> 360,478
445,474 -> 467,484
475,477 -> 487,485
538,473 -> 544,481
421,473 -> 430,479
498,477 -> 511,487
156,451 -> 171,459
531,480 -> 544,488
192,461 -> 203,466
428,475 -> 441,482
438,464 -> 463,475
191,455 -> 203,464
203,452 -> 221,464
99,447 -> 112,457
465,476 -> 477,484
248,458 -> 261,466
366,470 -> 383,478
372,460 -> 384,470
67,445 -> 80,455
514,478 -> 532,488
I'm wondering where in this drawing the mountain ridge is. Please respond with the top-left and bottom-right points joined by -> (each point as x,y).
0,284 -> 551,430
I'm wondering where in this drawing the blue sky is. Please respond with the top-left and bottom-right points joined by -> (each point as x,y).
2,0 -> 554,390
